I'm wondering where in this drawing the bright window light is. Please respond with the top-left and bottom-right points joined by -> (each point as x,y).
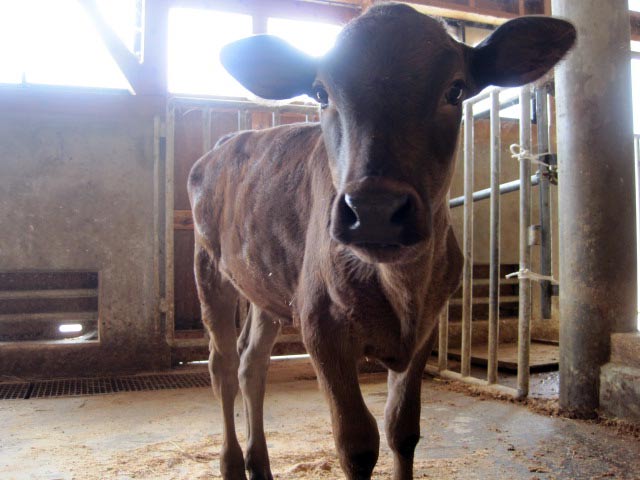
59,324 -> 83,333
630,0 -> 640,12
267,17 -> 341,103
267,18 -> 341,58
0,0 -> 132,89
168,8 -> 253,97
96,0 -> 142,58
472,87 -> 521,120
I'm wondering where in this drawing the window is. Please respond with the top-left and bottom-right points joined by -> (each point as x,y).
630,0 -> 640,12
168,8 -> 253,97
267,17 -> 342,58
0,0 -> 137,90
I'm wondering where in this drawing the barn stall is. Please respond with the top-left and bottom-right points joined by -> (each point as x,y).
1,0 -> 639,478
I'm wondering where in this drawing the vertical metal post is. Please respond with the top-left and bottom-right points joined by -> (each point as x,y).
238,109 -> 250,131
164,104 -> 176,346
553,0 -> 636,417
536,87 -> 552,319
461,101 -> 474,377
272,110 -> 282,127
636,135 -> 640,330
517,86 -> 532,398
438,302 -> 449,371
487,89 -> 501,384
202,108 -> 212,154
152,115 -> 162,337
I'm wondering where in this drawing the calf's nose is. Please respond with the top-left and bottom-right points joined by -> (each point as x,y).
344,192 -> 413,230
333,190 -> 419,246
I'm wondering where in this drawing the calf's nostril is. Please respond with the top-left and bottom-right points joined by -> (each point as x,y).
340,194 -> 360,229
390,195 -> 413,224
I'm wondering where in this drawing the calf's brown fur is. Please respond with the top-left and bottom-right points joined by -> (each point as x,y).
188,4 -> 575,479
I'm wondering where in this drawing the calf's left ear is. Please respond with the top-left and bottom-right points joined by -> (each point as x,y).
470,16 -> 576,90
221,35 -> 318,100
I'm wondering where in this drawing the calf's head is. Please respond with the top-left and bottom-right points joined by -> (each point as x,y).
221,3 -> 575,264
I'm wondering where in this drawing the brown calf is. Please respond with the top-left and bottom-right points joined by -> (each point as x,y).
188,4 -> 575,479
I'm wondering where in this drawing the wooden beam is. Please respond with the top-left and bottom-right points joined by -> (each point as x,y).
79,0 -> 169,95
170,0 -> 359,24
407,0 -> 517,23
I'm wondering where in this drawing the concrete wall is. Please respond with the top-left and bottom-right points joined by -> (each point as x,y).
0,90 -> 170,377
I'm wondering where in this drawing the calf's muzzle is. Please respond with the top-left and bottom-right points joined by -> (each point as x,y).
330,178 -> 429,250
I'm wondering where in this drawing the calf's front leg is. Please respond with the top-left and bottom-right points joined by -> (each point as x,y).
302,315 -> 380,480
384,328 -> 437,480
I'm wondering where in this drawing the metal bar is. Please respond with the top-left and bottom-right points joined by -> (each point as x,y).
449,175 -> 539,208
487,89 -> 501,384
272,111 -> 281,127
517,86 -> 533,398
461,101 -> 474,377
425,365 -> 520,398
202,108 -> 212,154
169,96 -> 318,115
635,134 -> 640,331
152,115 -> 162,339
536,87 -> 553,319
164,105 -> 176,346
438,302 -> 449,371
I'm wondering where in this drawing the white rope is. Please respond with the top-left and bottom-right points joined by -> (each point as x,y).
510,144 -> 552,167
505,268 -> 558,285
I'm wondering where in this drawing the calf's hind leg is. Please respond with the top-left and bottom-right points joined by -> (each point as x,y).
194,246 -> 246,480
237,305 -> 281,480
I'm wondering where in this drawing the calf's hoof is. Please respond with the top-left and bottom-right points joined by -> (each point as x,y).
221,444 -> 247,480
343,450 -> 378,480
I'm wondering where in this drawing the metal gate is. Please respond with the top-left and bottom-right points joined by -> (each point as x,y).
428,84 -> 558,399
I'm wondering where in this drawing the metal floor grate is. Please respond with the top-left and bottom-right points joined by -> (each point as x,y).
0,372 -> 211,400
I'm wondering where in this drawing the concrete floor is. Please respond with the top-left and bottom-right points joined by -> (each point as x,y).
1,360 -> 638,480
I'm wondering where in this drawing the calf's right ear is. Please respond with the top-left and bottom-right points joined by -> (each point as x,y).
221,35 -> 318,100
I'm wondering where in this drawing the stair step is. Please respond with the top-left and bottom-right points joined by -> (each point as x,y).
0,289 -> 97,300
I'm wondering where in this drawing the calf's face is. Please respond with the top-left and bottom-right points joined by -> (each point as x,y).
221,3 -> 575,264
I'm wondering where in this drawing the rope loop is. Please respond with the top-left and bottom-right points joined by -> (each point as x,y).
505,268 -> 558,285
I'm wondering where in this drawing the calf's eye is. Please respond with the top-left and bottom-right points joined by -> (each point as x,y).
314,86 -> 329,107
445,81 -> 466,106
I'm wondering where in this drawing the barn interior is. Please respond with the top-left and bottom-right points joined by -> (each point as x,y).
1,0 -> 639,479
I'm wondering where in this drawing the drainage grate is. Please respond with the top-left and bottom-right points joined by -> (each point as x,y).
0,382 -> 31,400
0,372 -> 211,400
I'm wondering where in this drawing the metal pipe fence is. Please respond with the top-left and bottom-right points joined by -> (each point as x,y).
431,85 -> 554,399
164,96 -> 319,348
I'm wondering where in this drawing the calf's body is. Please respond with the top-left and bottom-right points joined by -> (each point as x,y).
188,4 -> 575,479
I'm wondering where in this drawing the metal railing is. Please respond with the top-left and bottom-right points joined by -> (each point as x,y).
163,96 -> 319,349
430,85 -> 553,398
635,134 -> 640,330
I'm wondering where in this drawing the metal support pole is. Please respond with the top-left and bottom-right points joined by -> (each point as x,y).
438,303 -> 449,371
517,86 -> 532,398
535,87 -> 553,319
164,104 -> 176,346
461,102 -> 474,377
553,0 -> 636,417
202,108 -> 212,154
488,89 -> 501,384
